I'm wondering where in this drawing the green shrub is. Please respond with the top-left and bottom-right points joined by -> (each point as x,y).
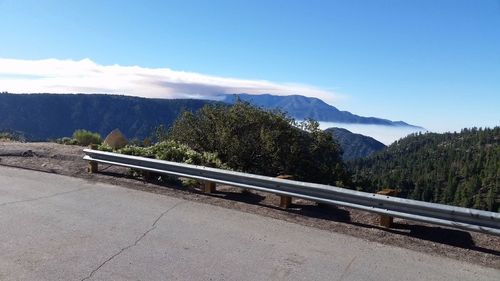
0,132 -> 15,141
72,129 -> 102,146
114,140 -> 228,169
167,101 -> 350,186
56,137 -> 79,145
118,145 -> 154,157
96,143 -> 113,152
181,178 -> 201,189
0,131 -> 26,142
96,140 -> 229,182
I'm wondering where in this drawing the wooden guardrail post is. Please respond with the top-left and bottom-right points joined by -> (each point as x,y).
87,144 -> 99,173
88,161 -> 98,173
203,181 -> 216,193
280,195 -> 292,209
377,189 -> 399,227
277,175 -> 293,209
143,171 -> 153,181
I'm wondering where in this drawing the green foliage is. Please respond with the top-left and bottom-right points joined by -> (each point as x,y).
0,130 -> 26,142
96,143 -> 113,152
101,140 -> 228,169
118,145 -> 154,157
97,140 -> 228,185
350,127 -> 500,211
181,178 -> 201,189
55,137 -> 79,145
152,124 -> 169,143
72,129 -> 102,146
167,101 -> 349,186
0,132 -> 11,140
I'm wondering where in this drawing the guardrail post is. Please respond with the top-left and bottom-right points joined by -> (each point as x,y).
203,181 -> 216,193
377,189 -> 399,227
143,171 -> 153,181
280,195 -> 292,209
88,161 -> 98,173
87,144 -> 99,173
277,175 -> 293,209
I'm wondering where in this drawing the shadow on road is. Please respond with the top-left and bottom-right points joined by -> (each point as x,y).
204,188 -> 352,222
195,187 -> 499,257
388,223 -> 500,256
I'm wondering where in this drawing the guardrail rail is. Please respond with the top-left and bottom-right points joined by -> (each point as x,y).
83,149 -> 500,236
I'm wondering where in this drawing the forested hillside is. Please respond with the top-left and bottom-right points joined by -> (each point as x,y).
325,127 -> 386,160
350,127 -> 500,211
0,93 -> 212,140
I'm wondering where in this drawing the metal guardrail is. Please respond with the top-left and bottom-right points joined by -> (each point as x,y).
83,149 -> 500,236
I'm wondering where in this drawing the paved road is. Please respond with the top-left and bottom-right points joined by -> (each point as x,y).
0,166 -> 498,281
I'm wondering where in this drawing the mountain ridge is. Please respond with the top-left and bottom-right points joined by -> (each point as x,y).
325,127 -> 386,160
0,93 -> 213,140
1,93 -> 421,149
222,93 -> 423,128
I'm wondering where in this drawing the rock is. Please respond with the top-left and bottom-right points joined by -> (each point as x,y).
22,150 -> 34,157
104,129 -> 128,149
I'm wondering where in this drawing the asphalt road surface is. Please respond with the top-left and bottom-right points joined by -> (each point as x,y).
0,166 -> 498,281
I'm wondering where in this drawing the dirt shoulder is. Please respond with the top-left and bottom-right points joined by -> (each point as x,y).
1,141 -> 499,269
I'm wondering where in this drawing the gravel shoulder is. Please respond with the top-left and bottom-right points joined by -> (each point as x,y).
1,141 -> 499,269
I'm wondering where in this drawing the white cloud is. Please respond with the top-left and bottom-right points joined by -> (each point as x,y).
317,122 -> 427,145
0,58 -> 341,103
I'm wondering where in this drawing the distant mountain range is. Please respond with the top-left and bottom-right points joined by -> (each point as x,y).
325,127 -> 386,161
0,93 -> 212,140
222,94 -> 422,128
0,93 -> 416,156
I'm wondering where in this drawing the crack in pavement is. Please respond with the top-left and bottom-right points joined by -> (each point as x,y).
0,186 -> 92,207
338,255 -> 357,281
80,201 -> 186,281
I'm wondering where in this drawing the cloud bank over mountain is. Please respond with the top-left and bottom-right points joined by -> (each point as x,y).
0,58 -> 341,103
317,122 -> 426,145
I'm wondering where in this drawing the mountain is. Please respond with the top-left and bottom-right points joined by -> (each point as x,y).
0,93 -> 212,140
325,127 -> 386,161
222,94 -> 422,128
0,92 -> 422,146
349,127 -> 500,211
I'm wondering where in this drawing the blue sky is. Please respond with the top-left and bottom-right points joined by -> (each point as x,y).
0,0 -> 499,132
